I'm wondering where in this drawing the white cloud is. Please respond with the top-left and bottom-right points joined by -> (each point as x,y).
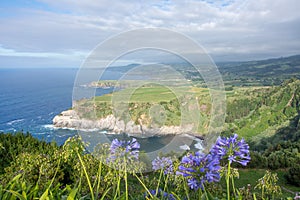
0,45 -> 87,59
0,0 -> 299,67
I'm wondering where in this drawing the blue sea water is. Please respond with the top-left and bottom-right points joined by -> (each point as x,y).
0,68 -> 119,144
0,68 -> 77,144
0,68 -> 199,153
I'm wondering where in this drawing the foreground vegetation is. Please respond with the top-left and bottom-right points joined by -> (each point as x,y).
0,132 -> 299,199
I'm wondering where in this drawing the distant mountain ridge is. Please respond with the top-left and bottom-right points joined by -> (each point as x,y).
187,54 -> 300,86
109,54 -> 300,86
217,54 -> 300,85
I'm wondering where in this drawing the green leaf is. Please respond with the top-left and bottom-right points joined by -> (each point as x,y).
99,188 -> 111,200
40,188 -> 49,200
79,194 -> 90,200
5,190 -> 26,200
67,188 -> 78,200
201,190 -> 218,200
253,193 -> 257,200
11,174 -> 22,183
170,192 -> 182,200
28,184 -> 39,198
21,190 -> 27,199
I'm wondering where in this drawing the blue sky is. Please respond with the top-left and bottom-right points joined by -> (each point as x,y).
0,0 -> 299,68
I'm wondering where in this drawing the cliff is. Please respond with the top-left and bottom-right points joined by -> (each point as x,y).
52,109 -> 194,136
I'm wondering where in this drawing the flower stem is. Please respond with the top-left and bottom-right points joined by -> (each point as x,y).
113,175 -> 121,200
184,181 -> 190,200
203,185 -> 209,200
156,169 -> 163,196
198,187 -> 202,200
134,173 -> 153,198
231,175 -> 236,198
124,157 -> 128,200
163,173 -> 169,192
96,160 -> 102,197
77,151 -> 94,200
226,162 -> 231,200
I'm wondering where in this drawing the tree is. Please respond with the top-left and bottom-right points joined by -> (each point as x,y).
286,165 -> 300,186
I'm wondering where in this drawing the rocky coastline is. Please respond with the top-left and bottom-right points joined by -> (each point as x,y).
52,109 -> 195,136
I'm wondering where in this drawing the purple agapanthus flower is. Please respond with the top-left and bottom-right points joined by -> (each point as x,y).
152,156 -> 174,174
211,133 -> 251,166
109,138 -> 140,161
176,151 -> 221,190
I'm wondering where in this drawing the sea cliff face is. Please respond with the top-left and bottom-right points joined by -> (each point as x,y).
52,110 -> 193,135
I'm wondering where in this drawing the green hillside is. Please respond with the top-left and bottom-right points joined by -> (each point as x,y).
224,78 -> 300,140
74,78 -> 300,141
75,85 -> 211,128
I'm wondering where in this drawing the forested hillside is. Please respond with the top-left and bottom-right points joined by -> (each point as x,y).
224,78 -> 300,140
223,79 -> 300,187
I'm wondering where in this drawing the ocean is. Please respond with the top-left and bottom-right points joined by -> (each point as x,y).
0,68 -> 78,145
0,68 -> 200,153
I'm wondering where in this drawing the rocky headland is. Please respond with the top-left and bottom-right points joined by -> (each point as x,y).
52,109 -> 194,136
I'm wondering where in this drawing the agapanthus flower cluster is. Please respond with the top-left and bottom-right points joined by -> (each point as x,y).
176,133 -> 251,191
211,133 -> 251,166
108,138 -> 140,162
145,188 -> 175,200
152,156 -> 174,174
176,151 -> 221,190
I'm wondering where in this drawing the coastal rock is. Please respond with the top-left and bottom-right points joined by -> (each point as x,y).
125,121 -> 142,134
53,110 -> 194,135
53,110 -> 80,127
113,119 -> 126,133
97,115 -> 116,130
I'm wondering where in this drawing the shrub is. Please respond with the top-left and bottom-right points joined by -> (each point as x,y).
285,165 -> 300,186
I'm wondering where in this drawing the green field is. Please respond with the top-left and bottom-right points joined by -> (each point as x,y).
76,84 -> 214,129
75,79 -> 300,140
95,85 -> 180,102
93,84 -> 211,103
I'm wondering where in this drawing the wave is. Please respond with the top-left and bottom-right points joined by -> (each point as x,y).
56,134 -> 74,138
6,119 -> 25,125
194,142 -> 204,151
179,144 -> 190,150
34,132 -> 48,135
78,128 -> 102,132
48,112 -> 54,116
6,128 -> 17,132
50,125 -> 102,132
42,124 -> 58,130
179,133 -> 203,142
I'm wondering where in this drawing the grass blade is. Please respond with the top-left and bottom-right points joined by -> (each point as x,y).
67,187 -> 78,200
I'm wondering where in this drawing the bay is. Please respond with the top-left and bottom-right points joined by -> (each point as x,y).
0,68 -> 200,153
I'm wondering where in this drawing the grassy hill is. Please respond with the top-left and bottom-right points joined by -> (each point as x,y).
74,78 -> 300,141
75,84 -> 212,128
224,79 -> 300,140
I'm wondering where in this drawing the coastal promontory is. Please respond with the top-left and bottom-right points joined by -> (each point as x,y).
52,109 -> 194,135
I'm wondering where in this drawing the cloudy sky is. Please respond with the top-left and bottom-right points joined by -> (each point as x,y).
0,0 -> 299,68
